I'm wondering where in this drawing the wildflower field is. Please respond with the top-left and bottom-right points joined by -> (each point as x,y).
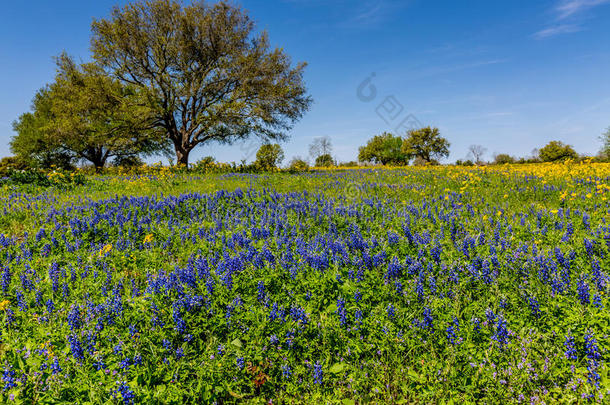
0,163 -> 609,404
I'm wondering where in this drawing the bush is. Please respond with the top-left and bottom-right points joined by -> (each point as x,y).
315,154 -> 334,167
538,141 -> 578,162
413,157 -> 440,166
287,158 -> 309,173
493,154 -> 515,164
0,156 -> 30,177
2,168 -> 86,188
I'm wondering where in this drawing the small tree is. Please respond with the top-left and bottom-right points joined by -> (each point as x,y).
600,127 -> 610,160
287,156 -> 309,172
538,141 -> 578,162
493,153 -> 515,164
315,154 -> 334,167
358,132 -> 409,165
255,143 -> 284,170
468,144 -> 487,165
309,137 -> 332,161
91,0 -> 311,167
402,127 -> 450,163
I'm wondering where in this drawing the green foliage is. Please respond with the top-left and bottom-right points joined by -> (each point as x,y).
255,144 -> 285,170
0,156 -> 30,177
11,55 -> 168,172
600,127 -> 610,160
49,53 -> 168,170
315,153 -> 334,167
538,141 -> 578,162
2,168 -> 86,188
493,154 -> 516,164
91,0 -> 311,166
358,132 -> 409,165
111,155 -> 145,168
455,159 -> 475,166
402,127 -> 450,163
10,87 -> 75,170
287,157 -> 309,172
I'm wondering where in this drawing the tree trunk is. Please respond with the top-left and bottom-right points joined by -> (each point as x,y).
93,160 -> 105,173
174,142 -> 190,168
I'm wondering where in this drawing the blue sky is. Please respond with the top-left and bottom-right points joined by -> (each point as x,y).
1,0 -> 609,164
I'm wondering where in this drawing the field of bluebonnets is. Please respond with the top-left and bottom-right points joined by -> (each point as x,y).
0,162 -> 609,404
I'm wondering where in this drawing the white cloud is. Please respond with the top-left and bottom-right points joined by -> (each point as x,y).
534,24 -> 582,38
535,0 -> 610,38
556,0 -> 610,19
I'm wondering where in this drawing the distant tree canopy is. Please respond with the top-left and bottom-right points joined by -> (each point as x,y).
315,154 -> 334,167
493,153 -> 515,164
600,127 -> 610,159
287,156 -> 309,172
11,54 -> 167,171
538,141 -> 578,162
358,132 -> 409,165
402,127 -> 450,163
254,143 -> 284,169
91,0 -> 311,166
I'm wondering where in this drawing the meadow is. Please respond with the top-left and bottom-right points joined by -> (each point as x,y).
0,162 -> 609,404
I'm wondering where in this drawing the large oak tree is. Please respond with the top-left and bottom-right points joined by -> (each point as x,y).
91,0 -> 312,166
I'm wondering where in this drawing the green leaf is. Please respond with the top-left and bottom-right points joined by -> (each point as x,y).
329,363 -> 345,373
231,338 -> 243,348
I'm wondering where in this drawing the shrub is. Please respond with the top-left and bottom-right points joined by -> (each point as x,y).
493,154 -> 515,164
287,158 -> 309,173
538,141 -> 578,162
315,154 -> 334,167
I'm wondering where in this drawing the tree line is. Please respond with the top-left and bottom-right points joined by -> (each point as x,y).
4,0 -> 609,173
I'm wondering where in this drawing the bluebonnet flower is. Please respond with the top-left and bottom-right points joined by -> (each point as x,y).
584,333 -> 600,362
236,357 -> 245,370
46,299 -> 55,314
491,315 -> 510,349
577,278 -> 590,306
387,304 -> 395,320
51,358 -> 62,375
593,294 -> 603,309
354,308 -> 363,329
472,317 -> 481,333
115,381 -> 135,405
313,361 -> 323,385
337,297 -> 347,326
528,296 -> 541,318
564,334 -> 577,361
67,305 -> 82,331
257,281 -> 266,302
2,365 -> 17,391
281,364 -> 292,378
67,335 -> 85,361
